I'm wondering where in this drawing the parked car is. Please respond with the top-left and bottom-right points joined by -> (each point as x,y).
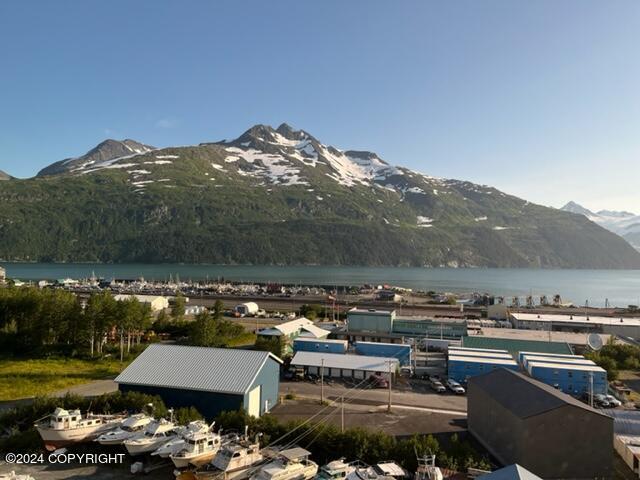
594,394 -> 611,407
430,380 -> 446,393
368,374 -> 389,388
446,379 -> 465,394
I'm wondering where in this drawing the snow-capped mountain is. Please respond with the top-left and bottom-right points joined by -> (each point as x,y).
1,124 -> 639,268
561,201 -> 640,251
37,139 -> 155,177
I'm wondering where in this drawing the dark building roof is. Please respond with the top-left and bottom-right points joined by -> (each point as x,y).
478,464 -> 542,480
469,368 -> 609,419
116,344 -> 282,395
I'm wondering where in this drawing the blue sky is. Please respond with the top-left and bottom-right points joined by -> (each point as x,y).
0,1 -> 638,211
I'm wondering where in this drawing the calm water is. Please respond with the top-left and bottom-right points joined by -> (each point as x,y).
3,263 -> 640,308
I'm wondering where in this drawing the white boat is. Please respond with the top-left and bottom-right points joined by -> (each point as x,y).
178,435 -> 264,480
95,413 -> 153,445
123,418 -> 179,456
250,447 -> 318,480
34,407 -> 124,451
170,429 -> 224,468
316,459 -> 356,480
152,421 -> 209,458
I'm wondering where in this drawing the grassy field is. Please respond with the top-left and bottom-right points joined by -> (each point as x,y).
0,358 -> 128,401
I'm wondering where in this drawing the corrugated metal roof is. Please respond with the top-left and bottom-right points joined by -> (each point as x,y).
449,355 -> 518,366
293,338 -> 347,345
462,336 -> 573,356
469,369 -> 609,419
115,344 -> 282,395
527,361 -> 605,372
449,346 -> 509,354
522,354 -> 595,365
291,351 -> 398,372
448,350 -> 513,360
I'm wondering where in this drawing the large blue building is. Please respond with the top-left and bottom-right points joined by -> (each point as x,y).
525,360 -> 607,396
116,344 -> 282,419
448,355 -> 519,383
354,341 -> 412,366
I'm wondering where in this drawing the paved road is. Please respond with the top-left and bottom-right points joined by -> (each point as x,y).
280,380 -> 467,413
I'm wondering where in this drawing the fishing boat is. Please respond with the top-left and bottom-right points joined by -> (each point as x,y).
95,413 -> 153,445
34,407 -> 124,450
176,433 -> 264,480
124,418 -> 179,456
152,421 -> 210,458
170,428 -> 224,468
414,455 -> 442,480
316,459 -> 356,480
250,447 -> 318,480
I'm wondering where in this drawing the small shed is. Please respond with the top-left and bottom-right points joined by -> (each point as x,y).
116,344 -> 282,419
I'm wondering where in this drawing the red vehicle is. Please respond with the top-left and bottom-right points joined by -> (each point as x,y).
368,374 -> 389,388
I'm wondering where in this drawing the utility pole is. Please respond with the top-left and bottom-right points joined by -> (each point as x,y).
341,396 -> 345,432
589,372 -> 594,408
387,361 -> 392,412
320,358 -> 325,404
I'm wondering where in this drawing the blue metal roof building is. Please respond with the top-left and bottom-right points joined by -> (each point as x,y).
115,344 -> 282,419
293,338 -> 348,354
448,355 -> 519,383
354,341 -> 412,366
525,360 -> 607,396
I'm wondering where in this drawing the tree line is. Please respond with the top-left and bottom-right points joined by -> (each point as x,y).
0,286 -> 152,358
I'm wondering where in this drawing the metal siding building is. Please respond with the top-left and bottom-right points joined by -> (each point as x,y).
468,369 -> 613,480
447,356 -> 519,383
293,338 -> 348,354
526,361 -> 608,396
347,308 -> 396,333
447,348 -> 513,360
510,312 -> 640,337
393,318 -> 467,339
116,344 -> 282,419
354,341 -> 412,366
462,336 -> 573,357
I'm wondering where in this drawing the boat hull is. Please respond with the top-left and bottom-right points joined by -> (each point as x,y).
36,422 -> 118,451
172,451 -> 217,469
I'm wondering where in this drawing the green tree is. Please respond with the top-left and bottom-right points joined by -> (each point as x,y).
171,293 -> 186,322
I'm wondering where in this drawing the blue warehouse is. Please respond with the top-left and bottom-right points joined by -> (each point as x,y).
525,360 -> 607,396
116,344 -> 282,420
448,355 -> 519,383
293,338 -> 348,354
354,341 -> 412,366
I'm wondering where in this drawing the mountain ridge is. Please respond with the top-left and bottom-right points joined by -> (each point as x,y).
0,124 -> 639,268
561,201 -> 640,252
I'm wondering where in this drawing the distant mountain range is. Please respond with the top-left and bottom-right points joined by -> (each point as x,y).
0,123 -> 639,268
562,201 -> 640,252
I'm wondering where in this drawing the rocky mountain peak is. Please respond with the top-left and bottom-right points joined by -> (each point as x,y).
37,139 -> 155,177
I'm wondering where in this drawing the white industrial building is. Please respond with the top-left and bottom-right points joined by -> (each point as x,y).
510,312 -> 640,337
114,294 -> 170,312
290,351 -> 399,379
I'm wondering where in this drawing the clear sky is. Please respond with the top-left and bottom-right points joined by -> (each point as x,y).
1,1 -> 638,211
